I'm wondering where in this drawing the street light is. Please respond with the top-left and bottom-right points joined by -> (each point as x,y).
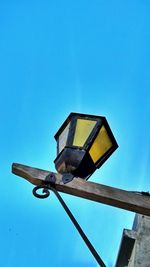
54,112 -> 118,183
12,112 -> 118,267
12,113 -> 150,266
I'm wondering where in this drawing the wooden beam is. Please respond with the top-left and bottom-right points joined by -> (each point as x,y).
12,163 -> 150,216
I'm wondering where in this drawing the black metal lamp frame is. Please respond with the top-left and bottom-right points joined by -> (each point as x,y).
54,112 -> 118,175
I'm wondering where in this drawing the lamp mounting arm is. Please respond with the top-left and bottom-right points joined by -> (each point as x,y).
12,163 -> 150,216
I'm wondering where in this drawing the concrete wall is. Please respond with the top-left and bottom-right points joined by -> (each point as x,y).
128,214 -> 150,267
115,214 -> 150,267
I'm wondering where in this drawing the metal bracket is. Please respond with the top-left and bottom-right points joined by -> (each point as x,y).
32,184 -> 106,267
45,172 -> 74,185
62,173 -> 74,184
45,173 -> 56,185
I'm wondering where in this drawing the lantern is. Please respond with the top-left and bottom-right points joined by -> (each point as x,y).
54,113 -> 118,182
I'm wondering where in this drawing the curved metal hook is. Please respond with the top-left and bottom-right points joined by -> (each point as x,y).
32,185 -> 50,199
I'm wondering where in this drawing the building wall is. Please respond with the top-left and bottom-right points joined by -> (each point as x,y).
115,214 -> 150,267
128,215 -> 150,267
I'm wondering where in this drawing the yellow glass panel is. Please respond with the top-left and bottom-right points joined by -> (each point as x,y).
58,122 -> 70,153
89,125 -> 113,163
73,119 -> 97,147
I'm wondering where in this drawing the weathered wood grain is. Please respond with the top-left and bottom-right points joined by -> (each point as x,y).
12,163 -> 150,216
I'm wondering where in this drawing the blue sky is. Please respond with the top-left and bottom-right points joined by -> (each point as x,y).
0,0 -> 150,266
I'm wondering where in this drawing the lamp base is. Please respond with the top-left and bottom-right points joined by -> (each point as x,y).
54,147 -> 96,179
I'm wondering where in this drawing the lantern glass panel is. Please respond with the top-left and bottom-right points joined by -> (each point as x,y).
58,122 -> 70,153
73,119 -> 97,147
89,125 -> 113,163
